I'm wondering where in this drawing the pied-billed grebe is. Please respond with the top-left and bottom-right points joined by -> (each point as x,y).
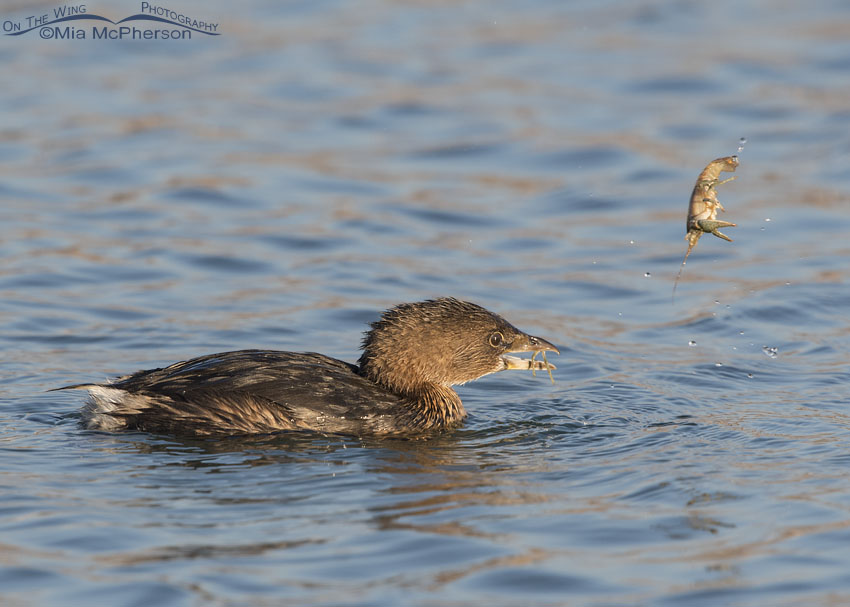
55,298 -> 559,438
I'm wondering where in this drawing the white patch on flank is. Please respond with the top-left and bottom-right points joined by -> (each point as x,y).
81,386 -> 147,431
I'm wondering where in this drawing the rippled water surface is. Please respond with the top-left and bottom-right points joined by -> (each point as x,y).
2,1 -> 850,605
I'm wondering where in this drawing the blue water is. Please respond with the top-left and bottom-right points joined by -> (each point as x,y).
2,0 -> 850,605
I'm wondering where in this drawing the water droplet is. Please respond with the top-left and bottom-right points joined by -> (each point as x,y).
764,218 -> 771,222
737,136 -> 747,152
762,346 -> 778,358
688,340 -> 697,347
739,331 -> 745,335
629,240 -> 635,245
747,373 -> 753,378
715,362 -> 723,367
644,272 -> 651,277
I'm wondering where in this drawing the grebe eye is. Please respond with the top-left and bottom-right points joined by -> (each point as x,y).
489,332 -> 504,348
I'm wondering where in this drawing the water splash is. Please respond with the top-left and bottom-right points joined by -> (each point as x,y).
762,346 -> 778,358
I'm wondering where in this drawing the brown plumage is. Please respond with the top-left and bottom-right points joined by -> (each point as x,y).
54,298 -> 559,438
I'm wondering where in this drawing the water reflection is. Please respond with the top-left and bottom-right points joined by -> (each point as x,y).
100,537 -> 324,567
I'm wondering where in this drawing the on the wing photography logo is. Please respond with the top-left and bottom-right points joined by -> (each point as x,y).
3,3 -> 219,40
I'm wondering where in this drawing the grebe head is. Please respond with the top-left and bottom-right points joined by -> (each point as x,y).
358,298 -> 559,394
